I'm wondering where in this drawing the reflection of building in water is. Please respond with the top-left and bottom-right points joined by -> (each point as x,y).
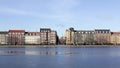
25,51 -> 40,55
25,51 -> 58,55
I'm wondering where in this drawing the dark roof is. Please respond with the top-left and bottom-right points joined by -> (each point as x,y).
95,29 -> 110,31
40,28 -> 51,32
40,28 -> 51,30
25,32 -> 40,34
75,30 -> 94,32
0,31 -> 8,34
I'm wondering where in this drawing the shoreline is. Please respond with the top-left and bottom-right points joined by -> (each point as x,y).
0,45 -> 120,48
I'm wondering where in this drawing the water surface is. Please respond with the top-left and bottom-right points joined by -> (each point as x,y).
0,46 -> 120,68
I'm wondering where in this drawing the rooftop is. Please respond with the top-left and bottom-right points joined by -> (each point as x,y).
0,31 -> 8,34
9,30 -> 25,32
111,32 -> 120,34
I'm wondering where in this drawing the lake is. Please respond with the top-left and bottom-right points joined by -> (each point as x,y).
0,45 -> 120,68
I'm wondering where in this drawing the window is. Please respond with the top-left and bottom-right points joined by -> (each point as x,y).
102,31 -> 104,33
89,32 -> 91,34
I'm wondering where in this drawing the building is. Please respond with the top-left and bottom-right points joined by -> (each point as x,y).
40,28 -> 57,45
25,32 -> 40,44
65,28 -> 112,45
95,29 -> 111,45
74,30 -> 95,45
65,28 -> 74,45
111,32 -> 120,45
65,28 -> 95,45
0,31 -> 8,45
8,30 -> 25,45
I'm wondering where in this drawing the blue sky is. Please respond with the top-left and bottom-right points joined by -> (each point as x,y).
0,0 -> 120,37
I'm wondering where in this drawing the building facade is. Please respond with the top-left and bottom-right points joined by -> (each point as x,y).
65,28 -> 74,45
65,28 -> 95,45
74,30 -> 95,45
25,32 -> 40,44
0,31 -> 8,44
8,30 -> 25,45
111,32 -> 120,45
0,28 -> 120,45
65,28 -> 112,45
95,29 -> 111,45
40,28 -> 57,45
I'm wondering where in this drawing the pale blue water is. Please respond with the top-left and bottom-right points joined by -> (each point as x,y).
0,46 -> 120,68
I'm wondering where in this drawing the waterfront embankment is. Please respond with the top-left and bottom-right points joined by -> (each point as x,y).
0,45 -> 120,48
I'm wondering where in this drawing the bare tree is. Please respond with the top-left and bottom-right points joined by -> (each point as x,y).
74,33 -> 83,45
99,37 -> 108,45
59,36 -> 66,45
84,34 -> 95,45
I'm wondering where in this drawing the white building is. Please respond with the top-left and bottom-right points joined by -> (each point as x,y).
0,31 -> 8,44
25,32 -> 40,44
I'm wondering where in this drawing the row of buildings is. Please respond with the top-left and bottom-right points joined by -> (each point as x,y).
65,27 -> 120,45
0,28 -> 58,45
0,27 -> 120,45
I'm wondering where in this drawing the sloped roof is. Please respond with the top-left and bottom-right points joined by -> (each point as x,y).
9,30 -> 25,32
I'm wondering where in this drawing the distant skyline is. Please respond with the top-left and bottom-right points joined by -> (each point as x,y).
0,0 -> 120,37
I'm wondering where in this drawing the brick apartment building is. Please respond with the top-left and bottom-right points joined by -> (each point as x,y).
95,29 -> 111,45
40,28 -> 57,45
8,30 -> 25,45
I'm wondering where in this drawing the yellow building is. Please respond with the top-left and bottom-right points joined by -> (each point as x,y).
65,28 -> 74,45
111,32 -> 120,45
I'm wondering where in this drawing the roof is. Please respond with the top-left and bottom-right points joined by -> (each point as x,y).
27,32 -> 40,33
26,32 -> 40,34
0,31 -> 8,34
40,28 -> 51,30
25,32 -> 40,36
9,30 -> 25,32
75,30 -> 94,32
40,28 -> 51,32
111,32 -> 120,34
95,29 -> 110,31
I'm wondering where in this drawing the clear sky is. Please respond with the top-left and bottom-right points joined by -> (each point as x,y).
0,0 -> 120,37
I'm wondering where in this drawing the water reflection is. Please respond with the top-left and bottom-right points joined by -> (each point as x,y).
1,47 -> 120,68
0,47 -> 120,56
0,50 -> 79,55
